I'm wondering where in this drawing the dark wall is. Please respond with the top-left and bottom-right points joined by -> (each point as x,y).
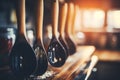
0,0 -> 52,26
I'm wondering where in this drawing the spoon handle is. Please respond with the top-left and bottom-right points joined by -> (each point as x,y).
65,2 -> 74,36
52,0 -> 59,37
59,3 -> 68,36
35,0 -> 44,42
15,0 -> 26,37
71,5 -> 78,35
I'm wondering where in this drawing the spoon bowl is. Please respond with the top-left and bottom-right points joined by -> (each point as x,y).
33,0 -> 48,76
59,35 -> 69,58
10,38 -> 37,77
33,43 -> 48,75
47,0 -> 67,67
65,35 -> 76,55
9,0 -> 37,78
48,36 -> 66,67
65,2 -> 76,55
59,3 -> 69,58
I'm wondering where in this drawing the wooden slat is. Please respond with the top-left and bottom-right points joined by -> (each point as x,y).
68,55 -> 98,80
49,46 -> 95,80
84,55 -> 98,80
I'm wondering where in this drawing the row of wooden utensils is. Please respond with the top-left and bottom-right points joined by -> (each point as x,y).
9,0 -> 77,79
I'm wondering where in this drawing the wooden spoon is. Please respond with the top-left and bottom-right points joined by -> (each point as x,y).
33,0 -> 48,76
65,2 -> 76,55
71,4 -> 79,44
47,0 -> 67,67
9,0 -> 37,78
59,3 -> 69,58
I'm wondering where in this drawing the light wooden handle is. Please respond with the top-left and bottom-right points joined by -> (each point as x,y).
59,3 -> 68,35
52,0 -> 59,37
16,0 -> 26,37
65,3 -> 74,36
36,0 -> 44,41
71,5 -> 78,35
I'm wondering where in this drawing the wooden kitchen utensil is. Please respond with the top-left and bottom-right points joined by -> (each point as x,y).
47,0 -> 67,67
33,0 -> 48,76
9,0 -> 37,78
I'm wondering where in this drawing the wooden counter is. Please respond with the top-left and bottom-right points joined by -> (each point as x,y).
47,46 -> 98,80
94,50 -> 120,61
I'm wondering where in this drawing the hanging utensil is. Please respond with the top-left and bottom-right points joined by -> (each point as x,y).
33,0 -> 48,76
59,3 -> 69,58
9,0 -> 37,78
65,2 -> 76,55
47,0 -> 67,67
71,4 -> 78,41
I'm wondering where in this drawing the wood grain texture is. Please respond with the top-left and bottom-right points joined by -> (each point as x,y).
48,46 -> 95,80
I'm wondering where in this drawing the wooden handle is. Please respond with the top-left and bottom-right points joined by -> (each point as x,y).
59,3 -> 68,36
16,0 -> 26,37
52,0 -> 59,37
65,3 -> 74,36
35,0 -> 44,41
71,5 -> 78,35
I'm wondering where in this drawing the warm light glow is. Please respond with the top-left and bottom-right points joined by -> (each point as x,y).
46,25 -> 52,39
59,0 -> 64,3
74,6 -> 82,32
83,9 -> 105,28
10,9 -> 17,24
107,10 -> 120,28
83,10 -> 91,28
46,24 -> 60,39
27,30 -> 34,39
92,10 -> 105,28
27,30 -> 34,46
76,32 -> 85,39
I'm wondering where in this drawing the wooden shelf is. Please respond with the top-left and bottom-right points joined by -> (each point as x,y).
94,50 -> 120,61
48,46 -> 97,80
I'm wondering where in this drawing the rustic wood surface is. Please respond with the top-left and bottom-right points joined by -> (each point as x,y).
48,46 -> 96,80
94,50 -> 120,61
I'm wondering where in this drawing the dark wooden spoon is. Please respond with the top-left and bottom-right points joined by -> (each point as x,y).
59,3 -> 69,58
33,0 -> 48,76
65,2 -> 76,55
9,0 -> 37,78
47,0 -> 67,67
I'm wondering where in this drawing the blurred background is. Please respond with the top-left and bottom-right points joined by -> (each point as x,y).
0,0 -> 120,50
0,0 -> 120,80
